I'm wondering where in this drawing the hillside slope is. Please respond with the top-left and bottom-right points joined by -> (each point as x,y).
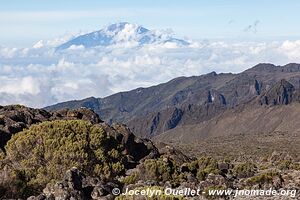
46,63 -> 300,138
155,78 -> 300,158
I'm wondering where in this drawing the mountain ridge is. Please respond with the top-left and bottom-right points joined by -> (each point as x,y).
4,64 -> 300,199
45,63 -> 300,139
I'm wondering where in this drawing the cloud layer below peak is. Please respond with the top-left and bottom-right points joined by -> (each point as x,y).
1,36 -> 300,108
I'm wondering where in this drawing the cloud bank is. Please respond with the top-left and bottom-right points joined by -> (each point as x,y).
1,34 -> 300,107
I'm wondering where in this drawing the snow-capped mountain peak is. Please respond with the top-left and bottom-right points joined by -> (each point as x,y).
104,22 -> 149,36
56,22 -> 189,50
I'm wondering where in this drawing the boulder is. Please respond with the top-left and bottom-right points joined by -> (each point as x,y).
41,168 -> 119,200
0,106 -> 104,150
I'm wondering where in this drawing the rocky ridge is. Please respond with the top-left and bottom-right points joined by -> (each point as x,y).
45,63 -> 300,139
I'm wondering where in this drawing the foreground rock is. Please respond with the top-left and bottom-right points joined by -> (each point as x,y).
0,109 -> 159,199
0,105 -> 103,150
28,167 -> 115,200
0,105 -> 300,200
29,160 -> 300,200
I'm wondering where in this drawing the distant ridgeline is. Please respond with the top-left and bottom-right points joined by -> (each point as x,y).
45,63 -> 300,143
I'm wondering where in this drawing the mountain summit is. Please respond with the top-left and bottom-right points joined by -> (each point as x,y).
56,22 -> 189,50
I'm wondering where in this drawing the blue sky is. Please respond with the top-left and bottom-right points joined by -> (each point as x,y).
1,1 -> 300,107
1,0 -> 300,46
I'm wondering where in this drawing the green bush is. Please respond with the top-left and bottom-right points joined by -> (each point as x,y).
187,160 -> 198,173
142,158 -> 174,182
247,170 -> 279,185
233,162 -> 256,178
274,159 -> 300,170
188,157 -> 220,181
4,120 -> 126,192
121,172 -> 139,185
0,149 -> 5,168
291,163 -> 300,170
277,160 -> 292,170
198,157 -> 219,169
275,160 -> 300,170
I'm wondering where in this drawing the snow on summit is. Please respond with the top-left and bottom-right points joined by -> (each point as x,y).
56,22 -> 190,50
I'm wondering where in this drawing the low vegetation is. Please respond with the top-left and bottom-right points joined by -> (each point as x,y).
0,119 -> 300,199
247,170 -> 280,185
0,120 -> 126,197
232,162 -> 257,178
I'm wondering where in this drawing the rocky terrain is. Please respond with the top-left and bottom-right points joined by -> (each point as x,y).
20,150 -> 300,200
154,79 -> 300,158
1,63 -> 300,199
0,106 -> 160,199
0,105 -> 103,151
0,106 -> 299,199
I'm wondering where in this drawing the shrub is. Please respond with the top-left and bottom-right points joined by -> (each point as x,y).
232,162 -> 256,178
247,170 -> 279,185
187,160 -> 198,173
4,120 -> 126,193
275,160 -> 300,170
191,157 -> 220,181
197,157 -> 219,169
0,149 -> 5,168
121,172 -> 139,185
141,158 -> 174,182
274,159 -> 300,170
291,163 -> 300,170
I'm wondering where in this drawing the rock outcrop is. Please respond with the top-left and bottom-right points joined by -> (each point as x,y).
28,167 -> 116,200
0,105 -> 103,150
0,108 -> 160,199
260,79 -> 297,105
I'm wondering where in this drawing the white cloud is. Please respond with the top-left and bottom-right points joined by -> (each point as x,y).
0,76 -> 40,95
279,40 -> 300,59
33,40 -> 44,49
0,39 -> 300,108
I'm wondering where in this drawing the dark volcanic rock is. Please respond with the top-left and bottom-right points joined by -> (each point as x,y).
0,112 -> 161,199
0,105 -> 51,150
44,63 -> 300,139
51,108 -> 103,124
260,79 -> 299,105
0,106 -> 103,150
40,167 -> 115,200
0,104 -> 159,163
165,108 -> 183,130
104,123 -> 159,163
150,112 -> 160,135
